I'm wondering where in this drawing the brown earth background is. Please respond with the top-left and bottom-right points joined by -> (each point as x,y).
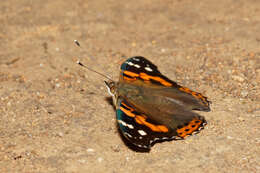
0,0 -> 259,172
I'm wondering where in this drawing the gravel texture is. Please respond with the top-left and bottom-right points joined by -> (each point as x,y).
0,0 -> 259,172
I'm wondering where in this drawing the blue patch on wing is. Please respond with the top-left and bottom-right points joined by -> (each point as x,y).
120,61 -> 128,71
116,108 -> 133,132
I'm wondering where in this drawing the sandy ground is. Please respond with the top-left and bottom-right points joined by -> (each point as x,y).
0,0 -> 259,172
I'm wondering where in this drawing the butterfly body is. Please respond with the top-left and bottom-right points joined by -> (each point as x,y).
105,56 -> 211,149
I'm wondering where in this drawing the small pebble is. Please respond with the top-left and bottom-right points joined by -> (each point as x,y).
55,83 -> 60,88
232,75 -> 244,82
227,136 -> 233,139
241,90 -> 248,97
87,148 -> 94,152
57,132 -> 63,137
97,157 -> 103,163
78,159 -> 87,163
238,117 -> 245,122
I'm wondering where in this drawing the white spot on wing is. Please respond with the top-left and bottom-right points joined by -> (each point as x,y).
127,62 -> 134,66
162,137 -> 170,140
124,132 -> 132,138
118,120 -> 134,129
134,143 -> 149,148
118,120 -> 126,126
134,64 -> 141,68
150,138 -> 158,144
145,67 -> 153,72
138,130 -> 147,136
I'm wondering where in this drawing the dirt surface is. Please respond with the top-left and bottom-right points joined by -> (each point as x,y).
0,0 -> 259,172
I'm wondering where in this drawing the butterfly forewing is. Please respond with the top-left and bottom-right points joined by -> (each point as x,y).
120,56 -> 211,111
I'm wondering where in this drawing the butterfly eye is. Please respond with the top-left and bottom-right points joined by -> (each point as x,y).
104,81 -> 116,96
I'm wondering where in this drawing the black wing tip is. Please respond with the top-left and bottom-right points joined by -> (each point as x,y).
195,106 -> 211,112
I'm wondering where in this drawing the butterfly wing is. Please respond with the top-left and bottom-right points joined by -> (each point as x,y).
115,56 -> 210,148
120,56 -> 211,111
116,99 -> 206,149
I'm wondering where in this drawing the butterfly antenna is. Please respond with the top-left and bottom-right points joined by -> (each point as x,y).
74,40 -> 81,47
74,40 -> 114,81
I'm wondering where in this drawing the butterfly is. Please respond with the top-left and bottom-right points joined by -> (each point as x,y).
104,56 -> 211,149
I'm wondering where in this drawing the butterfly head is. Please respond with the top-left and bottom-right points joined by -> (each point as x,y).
104,80 -> 118,106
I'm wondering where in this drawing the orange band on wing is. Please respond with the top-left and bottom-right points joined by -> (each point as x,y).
157,125 -> 169,132
123,71 -> 172,87
123,71 -> 139,77
121,102 -> 134,111
176,119 -> 203,138
179,87 -> 208,105
139,73 -> 172,87
120,107 -> 136,118
135,115 -> 169,133
123,76 -> 136,81
120,102 -> 169,133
